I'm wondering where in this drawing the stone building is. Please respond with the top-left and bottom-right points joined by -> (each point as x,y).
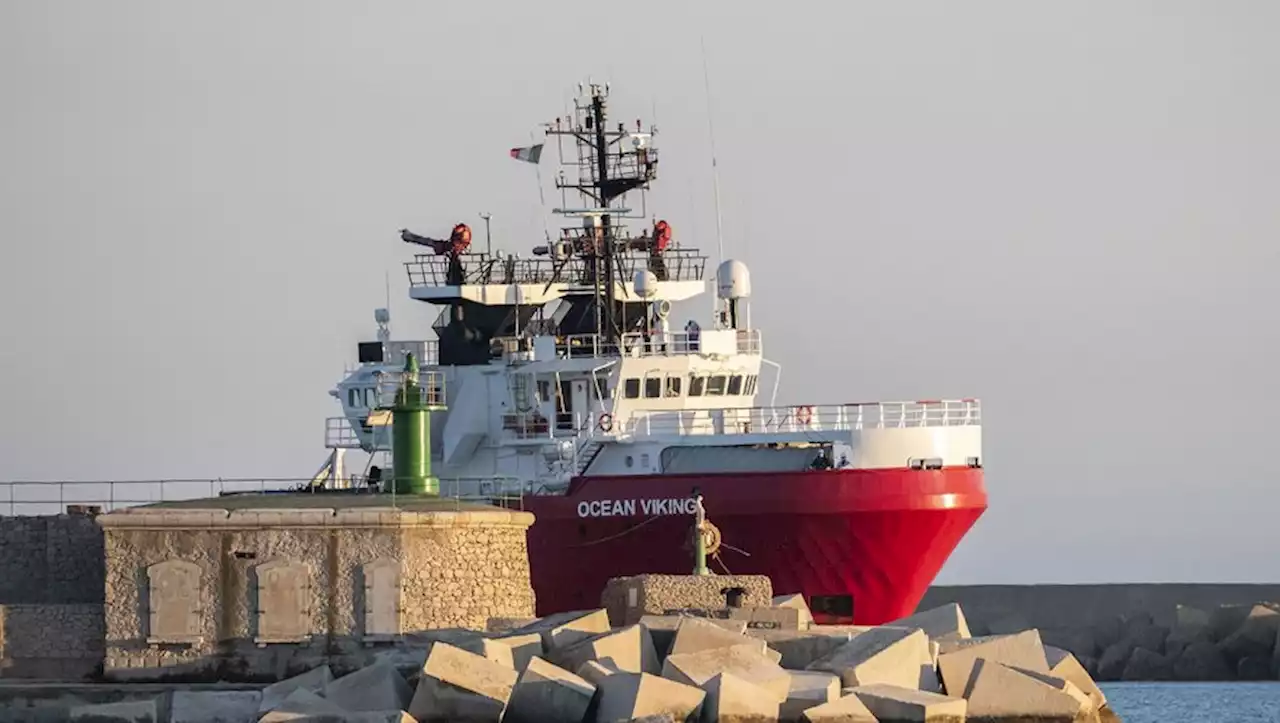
98,494 -> 535,681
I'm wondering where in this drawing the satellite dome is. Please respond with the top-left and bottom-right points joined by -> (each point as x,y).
716,260 -> 751,300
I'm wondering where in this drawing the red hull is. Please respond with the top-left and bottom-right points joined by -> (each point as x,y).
520,466 -> 987,625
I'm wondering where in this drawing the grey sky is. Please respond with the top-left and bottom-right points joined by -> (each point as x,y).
1,2 -> 1276,584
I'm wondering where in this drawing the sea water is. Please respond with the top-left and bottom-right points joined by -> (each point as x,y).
1102,682 -> 1280,722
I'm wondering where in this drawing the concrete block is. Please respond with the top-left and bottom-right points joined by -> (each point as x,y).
729,605 -> 804,631
503,655 -> 597,723
749,629 -> 859,669
492,631 -> 545,672
849,683 -> 968,722
640,615 -> 747,657
513,609 -> 612,652
702,670 -> 781,723
257,688 -> 346,722
806,627 -> 933,691
670,617 -> 769,658
662,643 -> 791,702
408,641 -> 518,723
799,693 -> 877,723
553,624 -> 660,674
1045,645 -> 1107,709
260,665 -> 334,712
886,604 -> 971,641
324,662 -> 413,712
405,628 -> 517,669
780,671 -> 840,723
936,630 -> 1049,698
964,659 -> 1091,721
170,691 -> 261,723
594,672 -> 706,723
69,699 -> 158,723
578,659 -> 622,686
772,593 -> 815,629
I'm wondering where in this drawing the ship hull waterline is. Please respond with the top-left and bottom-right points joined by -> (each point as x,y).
518,465 -> 987,625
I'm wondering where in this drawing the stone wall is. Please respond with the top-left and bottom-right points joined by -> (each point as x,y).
0,604 -> 104,679
0,514 -> 104,604
100,505 -> 536,681
602,574 -> 773,626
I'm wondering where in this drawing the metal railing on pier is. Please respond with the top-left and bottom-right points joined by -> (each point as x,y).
0,477 -> 530,517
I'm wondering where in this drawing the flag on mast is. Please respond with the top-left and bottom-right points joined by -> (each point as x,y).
509,143 -> 544,164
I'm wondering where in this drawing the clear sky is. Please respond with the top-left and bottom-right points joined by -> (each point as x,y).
1,2 -> 1276,584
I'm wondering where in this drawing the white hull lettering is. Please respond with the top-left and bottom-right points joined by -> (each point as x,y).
578,497 -> 697,518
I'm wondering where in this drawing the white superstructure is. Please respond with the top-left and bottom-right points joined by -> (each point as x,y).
319,82 -> 982,495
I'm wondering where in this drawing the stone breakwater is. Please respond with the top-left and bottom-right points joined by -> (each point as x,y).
66,597 -> 1124,722
919,585 -> 1280,683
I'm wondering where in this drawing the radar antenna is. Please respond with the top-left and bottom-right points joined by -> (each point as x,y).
544,82 -> 659,344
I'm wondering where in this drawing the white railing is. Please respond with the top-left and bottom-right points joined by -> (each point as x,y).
373,370 -> 447,408
621,399 -> 981,437
552,329 -> 763,359
0,477 -> 532,517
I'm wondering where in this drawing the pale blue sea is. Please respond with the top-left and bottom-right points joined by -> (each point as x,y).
1102,682 -> 1280,722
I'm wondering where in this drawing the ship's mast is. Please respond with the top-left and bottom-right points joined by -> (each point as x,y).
545,82 -> 658,345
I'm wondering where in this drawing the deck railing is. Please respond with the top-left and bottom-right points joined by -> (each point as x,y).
0,477 -> 529,517
623,399 -> 981,437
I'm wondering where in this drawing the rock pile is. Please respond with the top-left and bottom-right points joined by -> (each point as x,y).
1028,602 -> 1280,683
68,596 -> 1124,722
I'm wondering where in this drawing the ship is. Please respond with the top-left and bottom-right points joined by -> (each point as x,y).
319,82 -> 988,625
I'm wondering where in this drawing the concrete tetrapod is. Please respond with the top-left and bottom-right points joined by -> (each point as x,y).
408,641 -> 518,723
662,643 -> 792,702
503,655 -> 597,723
806,627 -> 936,691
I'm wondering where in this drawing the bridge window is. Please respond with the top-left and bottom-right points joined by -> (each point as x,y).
706,375 -> 727,396
728,375 -> 744,395
624,378 -> 641,399
644,376 -> 662,399
347,389 -> 358,407
664,376 -> 682,397
689,374 -> 706,397
745,375 -> 758,395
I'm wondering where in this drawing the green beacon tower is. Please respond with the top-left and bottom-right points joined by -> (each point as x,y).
382,352 -> 446,495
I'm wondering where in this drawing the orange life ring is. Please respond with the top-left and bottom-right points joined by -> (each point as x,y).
796,405 -> 814,425
598,413 -> 614,433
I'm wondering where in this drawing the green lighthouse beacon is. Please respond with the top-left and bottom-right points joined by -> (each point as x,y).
382,352 -> 446,495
